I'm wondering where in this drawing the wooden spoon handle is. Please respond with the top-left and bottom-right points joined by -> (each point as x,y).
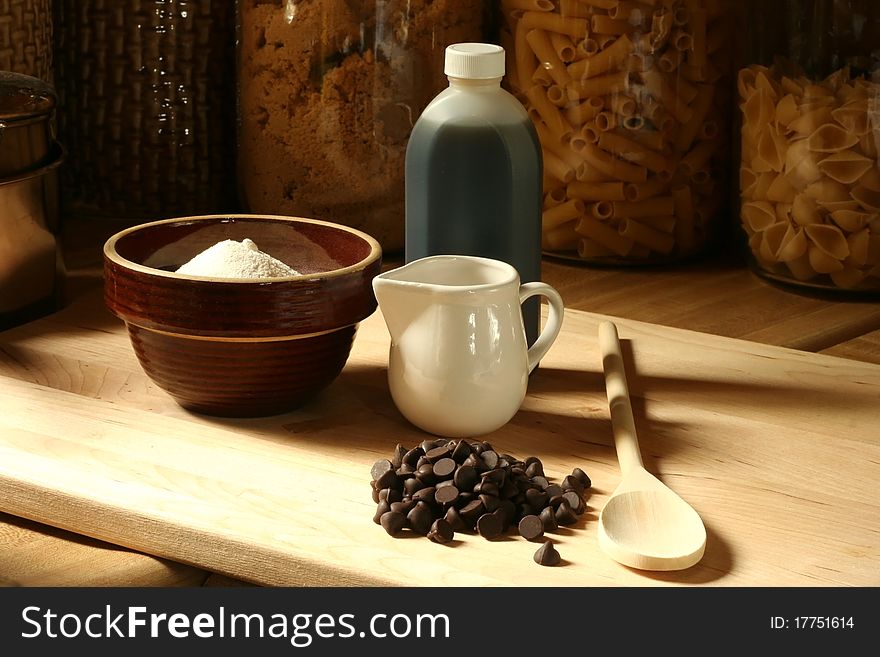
599,321 -> 644,476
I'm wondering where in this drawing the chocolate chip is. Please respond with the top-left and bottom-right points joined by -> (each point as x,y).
451,439 -> 473,462
434,485 -> 459,507
481,450 -> 499,470
396,464 -> 415,477
412,486 -> 437,504
370,458 -> 394,482
530,475 -> 550,490
462,453 -> 485,472
427,518 -> 454,544
555,499 -> 578,526
571,467 -> 592,489
474,481 -> 499,497
433,457 -> 457,479
419,439 -> 436,454
444,507 -> 469,533
498,499 -> 517,527
416,463 -> 437,485
389,500 -> 414,515
391,444 -> 407,469
540,505 -> 558,532
402,447 -> 423,467
459,499 -> 485,526
525,461 -> 544,478
479,494 -> 501,513
371,482 -> 380,503
375,468 -> 399,490
477,511 -> 504,539
545,483 -> 564,498
378,488 -> 402,504
561,475 -> 585,494
407,501 -> 434,535
518,514 -> 545,541
534,540 -> 561,566
562,490 -> 585,515
380,511 -> 407,536
404,477 -> 425,496
453,464 -> 479,491
426,445 -> 452,463
374,501 -> 391,524
525,487 -> 548,510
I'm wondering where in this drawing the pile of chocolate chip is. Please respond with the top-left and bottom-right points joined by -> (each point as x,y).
370,438 -> 591,566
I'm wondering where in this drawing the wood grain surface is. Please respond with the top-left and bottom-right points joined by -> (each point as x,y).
1,289 -> 878,587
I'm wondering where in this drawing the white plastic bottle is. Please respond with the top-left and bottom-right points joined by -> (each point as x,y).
405,42 -> 543,345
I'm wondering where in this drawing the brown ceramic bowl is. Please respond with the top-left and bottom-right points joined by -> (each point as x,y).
103,214 -> 382,417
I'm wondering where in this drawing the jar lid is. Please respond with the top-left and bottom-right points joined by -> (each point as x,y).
0,71 -> 57,123
444,43 -> 506,80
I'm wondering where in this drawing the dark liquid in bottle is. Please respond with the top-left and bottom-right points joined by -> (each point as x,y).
405,118 -> 543,344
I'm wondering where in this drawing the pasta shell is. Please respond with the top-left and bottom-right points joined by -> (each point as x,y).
831,100 -> 870,136
754,70 -> 780,101
808,244 -> 844,273
803,83 -> 834,100
817,151 -> 873,184
858,132 -> 879,158
785,252 -> 818,280
775,203 -> 793,223
788,106 -> 833,136
780,77 -> 803,97
740,166 -> 758,193
742,87 -> 775,140
804,178 -> 851,202
807,123 -> 860,152
784,139 -> 822,189
830,209 -> 873,233
766,174 -> 797,203
817,200 -> 860,213
847,228 -> 871,266
791,194 -> 822,226
830,267 -> 866,289
859,167 -> 880,192
805,223 -> 850,260
759,222 -> 788,263
851,183 -> 880,212
741,201 -> 776,232
777,224 -> 808,262
775,94 -> 799,129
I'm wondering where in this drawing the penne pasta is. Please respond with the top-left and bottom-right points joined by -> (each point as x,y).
502,0 -> 735,262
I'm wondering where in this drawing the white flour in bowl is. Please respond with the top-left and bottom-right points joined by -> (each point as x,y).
176,238 -> 300,278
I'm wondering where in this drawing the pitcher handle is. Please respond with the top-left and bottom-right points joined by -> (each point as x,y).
519,282 -> 565,374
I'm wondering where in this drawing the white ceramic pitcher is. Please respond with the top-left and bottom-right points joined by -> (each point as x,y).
372,255 -> 564,438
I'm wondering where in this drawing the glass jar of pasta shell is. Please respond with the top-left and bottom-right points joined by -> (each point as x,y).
738,0 -> 880,295
497,0 -> 737,265
236,0 -> 490,254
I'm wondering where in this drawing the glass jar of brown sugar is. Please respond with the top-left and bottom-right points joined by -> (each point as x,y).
738,0 -> 880,296
236,0 -> 490,253
53,0 -> 238,221
497,0 -> 738,266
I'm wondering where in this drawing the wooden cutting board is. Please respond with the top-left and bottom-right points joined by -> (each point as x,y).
1,290 -> 878,586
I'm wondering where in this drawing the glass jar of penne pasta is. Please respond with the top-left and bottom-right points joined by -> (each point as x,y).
236,0 -> 489,254
738,0 -> 880,294
498,0 -> 737,265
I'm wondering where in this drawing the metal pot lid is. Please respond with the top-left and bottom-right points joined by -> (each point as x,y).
0,71 -> 57,123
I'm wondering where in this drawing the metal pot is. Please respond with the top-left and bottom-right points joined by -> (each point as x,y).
0,71 -> 56,178
0,140 -> 64,328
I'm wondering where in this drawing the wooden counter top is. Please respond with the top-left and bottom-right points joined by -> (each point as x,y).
2,216 -> 880,586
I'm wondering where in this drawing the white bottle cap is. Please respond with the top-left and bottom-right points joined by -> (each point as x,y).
444,43 -> 505,80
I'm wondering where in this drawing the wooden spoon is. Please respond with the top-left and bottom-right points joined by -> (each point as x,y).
597,320 -> 707,571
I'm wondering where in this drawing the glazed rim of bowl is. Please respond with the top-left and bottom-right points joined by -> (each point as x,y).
102,214 -> 382,282
103,214 -> 383,338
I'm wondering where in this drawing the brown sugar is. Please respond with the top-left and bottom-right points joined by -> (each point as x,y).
237,0 -> 488,253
